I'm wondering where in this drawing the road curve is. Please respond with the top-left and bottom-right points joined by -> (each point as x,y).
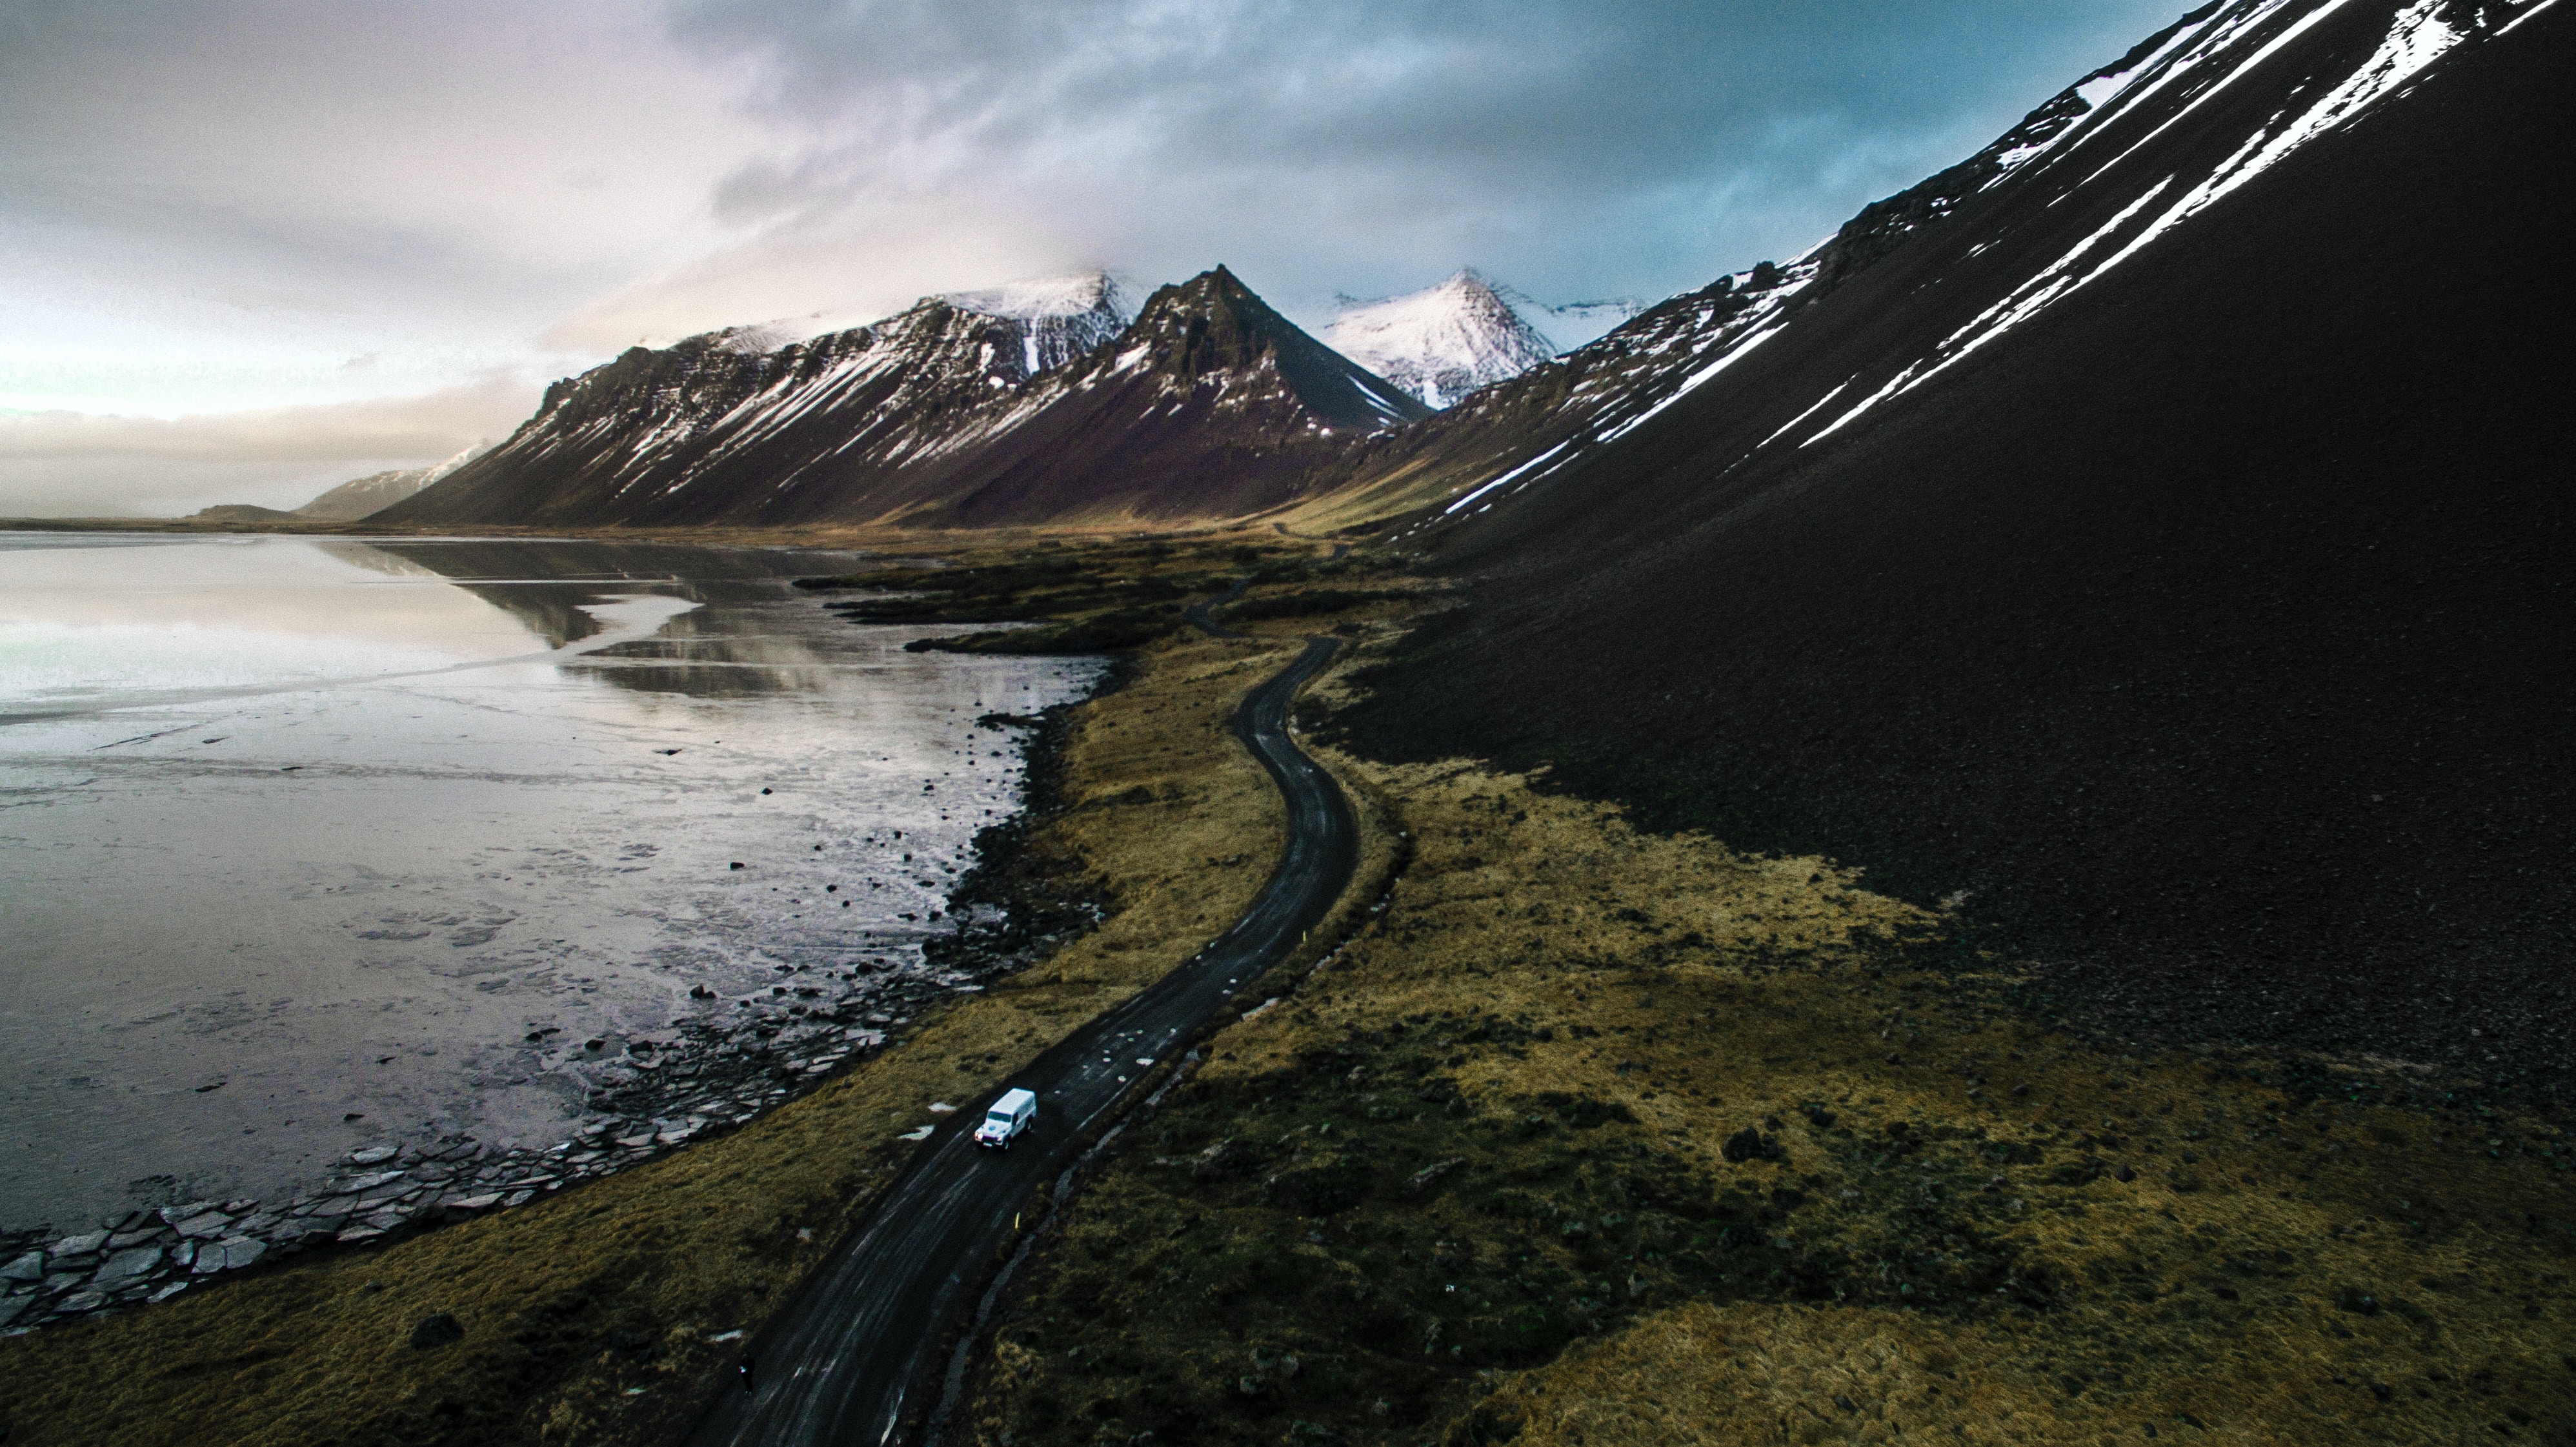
687,634 -> 1355,1447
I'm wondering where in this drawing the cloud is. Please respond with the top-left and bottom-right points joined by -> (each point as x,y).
0,376 -> 536,518
646,0 -> 2192,323
0,0 -> 2192,495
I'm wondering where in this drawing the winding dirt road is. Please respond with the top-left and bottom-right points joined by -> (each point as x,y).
687,631 -> 1354,1447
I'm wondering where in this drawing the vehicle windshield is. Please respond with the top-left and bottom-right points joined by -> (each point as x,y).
985,1112 -> 1012,1128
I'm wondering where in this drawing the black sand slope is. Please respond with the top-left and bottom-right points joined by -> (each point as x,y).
1338,6 -> 2576,1091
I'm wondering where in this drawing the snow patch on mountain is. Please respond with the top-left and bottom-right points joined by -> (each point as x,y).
941,272 -> 1139,377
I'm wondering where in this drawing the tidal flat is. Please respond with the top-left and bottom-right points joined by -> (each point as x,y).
0,532 -> 1102,1317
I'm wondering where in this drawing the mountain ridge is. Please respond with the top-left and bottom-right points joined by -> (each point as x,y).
380,267 -> 1425,530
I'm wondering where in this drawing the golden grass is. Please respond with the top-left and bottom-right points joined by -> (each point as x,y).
952,619 -> 2576,1447
0,623 -> 1308,1447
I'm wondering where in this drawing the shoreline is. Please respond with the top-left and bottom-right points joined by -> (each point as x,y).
0,611 -> 1123,1342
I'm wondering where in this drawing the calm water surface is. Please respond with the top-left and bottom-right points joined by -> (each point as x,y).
0,533 -> 1102,1229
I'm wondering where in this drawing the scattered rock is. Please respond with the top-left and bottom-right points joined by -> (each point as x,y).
346,1145 -> 399,1166
90,1246 -> 161,1286
192,1237 -> 265,1274
1,1253 -> 43,1282
1405,1158 -> 1467,1196
410,1311 -> 465,1350
48,1232 -> 106,1258
171,1212 -> 232,1240
1721,1127 -> 1785,1164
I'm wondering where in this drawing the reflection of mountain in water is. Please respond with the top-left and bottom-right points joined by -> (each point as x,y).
357,538 -> 883,701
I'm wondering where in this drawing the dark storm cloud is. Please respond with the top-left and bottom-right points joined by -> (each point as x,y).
663,0 -> 2187,309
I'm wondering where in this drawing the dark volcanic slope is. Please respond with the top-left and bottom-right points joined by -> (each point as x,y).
382,268 -> 1425,530
1340,1 -> 2576,1090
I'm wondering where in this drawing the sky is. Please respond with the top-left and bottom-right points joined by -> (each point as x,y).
0,0 -> 2186,516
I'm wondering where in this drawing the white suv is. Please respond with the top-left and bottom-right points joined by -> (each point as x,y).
975,1088 -> 1037,1149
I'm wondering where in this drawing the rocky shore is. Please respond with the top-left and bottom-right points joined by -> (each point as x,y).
1,705 -> 1107,1340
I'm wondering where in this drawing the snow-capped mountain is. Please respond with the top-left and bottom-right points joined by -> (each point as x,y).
1323,0 -> 2576,1081
1324,270 -> 1560,409
383,268 -> 1424,529
292,443 -> 488,520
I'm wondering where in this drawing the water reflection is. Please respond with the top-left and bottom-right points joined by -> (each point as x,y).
0,532 -> 1102,1230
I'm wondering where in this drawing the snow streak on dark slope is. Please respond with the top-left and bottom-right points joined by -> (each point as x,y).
384,268 -> 1425,529
1334,0 -> 2543,534
1336,0 -> 2576,1088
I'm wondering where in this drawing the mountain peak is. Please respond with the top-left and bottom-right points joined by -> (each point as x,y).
1325,270 -> 1560,408
1109,267 -> 1429,430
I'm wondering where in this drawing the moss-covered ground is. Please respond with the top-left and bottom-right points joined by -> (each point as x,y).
7,540 -> 2566,1447
951,594 -> 2576,1447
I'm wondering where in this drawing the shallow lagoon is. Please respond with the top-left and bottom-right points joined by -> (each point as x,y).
0,534 -> 1100,1230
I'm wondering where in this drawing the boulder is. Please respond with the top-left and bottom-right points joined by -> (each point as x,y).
1720,1127 -> 1786,1164
410,1311 -> 465,1349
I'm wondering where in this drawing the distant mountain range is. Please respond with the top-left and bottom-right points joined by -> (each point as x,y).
377,267 -> 1427,529
372,263 -> 1634,527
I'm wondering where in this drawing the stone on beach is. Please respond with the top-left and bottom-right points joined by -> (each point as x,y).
91,1245 -> 162,1286
192,1237 -> 266,1274
2,1251 -> 43,1282
48,1231 -> 108,1258
172,1211 -> 234,1240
